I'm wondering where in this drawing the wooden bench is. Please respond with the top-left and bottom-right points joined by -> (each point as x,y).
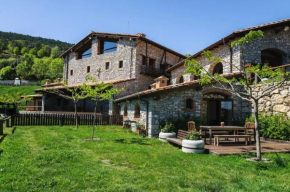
167,129 -> 190,146
214,135 -> 252,146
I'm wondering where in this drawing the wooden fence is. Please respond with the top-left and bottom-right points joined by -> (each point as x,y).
10,114 -> 123,126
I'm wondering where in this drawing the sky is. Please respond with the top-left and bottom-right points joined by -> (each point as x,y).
0,0 -> 290,55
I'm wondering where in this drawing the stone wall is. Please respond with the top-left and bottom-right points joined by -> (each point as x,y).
135,41 -> 182,91
253,83 -> 290,117
65,38 -> 137,85
171,42 -> 241,84
243,29 -> 290,65
118,85 -> 249,137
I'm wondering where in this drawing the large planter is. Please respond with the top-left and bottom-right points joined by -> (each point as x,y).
182,139 -> 205,153
159,132 -> 176,142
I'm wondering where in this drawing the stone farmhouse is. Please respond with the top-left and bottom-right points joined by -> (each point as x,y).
28,19 -> 290,137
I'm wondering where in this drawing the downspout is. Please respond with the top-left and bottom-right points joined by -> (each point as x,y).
223,38 -> 233,73
139,95 -> 149,137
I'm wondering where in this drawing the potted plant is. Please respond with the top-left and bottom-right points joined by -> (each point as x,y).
135,122 -> 143,134
159,122 -> 176,142
182,131 -> 205,153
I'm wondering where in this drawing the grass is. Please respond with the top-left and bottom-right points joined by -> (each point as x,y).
0,126 -> 289,191
0,85 -> 40,96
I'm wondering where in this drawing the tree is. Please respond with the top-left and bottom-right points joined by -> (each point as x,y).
13,47 -> 20,55
50,46 -> 60,58
85,76 -> 123,140
49,58 -> 63,79
32,57 -> 51,80
43,81 -> 90,129
0,92 -> 31,114
16,53 -> 34,79
184,30 -> 290,161
21,47 -> 28,55
29,48 -> 37,56
37,49 -> 46,58
0,66 -> 16,80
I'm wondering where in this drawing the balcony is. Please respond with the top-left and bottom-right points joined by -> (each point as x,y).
140,65 -> 166,77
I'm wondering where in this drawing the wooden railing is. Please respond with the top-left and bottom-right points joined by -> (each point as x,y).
10,114 -> 123,126
140,65 -> 165,77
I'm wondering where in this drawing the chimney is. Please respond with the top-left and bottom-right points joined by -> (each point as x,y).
154,76 -> 169,89
150,83 -> 156,90
136,33 -> 146,38
45,79 -> 51,85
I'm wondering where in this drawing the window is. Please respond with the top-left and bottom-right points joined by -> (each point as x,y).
87,66 -> 90,73
70,70 -> 73,76
76,40 -> 92,59
124,104 -> 128,117
142,56 -> 147,65
100,40 -> 117,54
105,62 -> 110,70
178,75 -> 184,83
212,63 -> 223,75
134,103 -> 140,118
119,61 -> 123,68
149,58 -> 155,67
185,98 -> 194,110
81,48 -> 91,59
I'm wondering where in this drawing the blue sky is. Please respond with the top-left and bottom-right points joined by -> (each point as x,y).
0,0 -> 290,55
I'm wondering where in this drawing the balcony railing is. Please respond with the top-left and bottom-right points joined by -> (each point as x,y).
140,65 -> 166,77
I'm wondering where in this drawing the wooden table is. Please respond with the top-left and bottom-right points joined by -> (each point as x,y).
200,126 -> 247,145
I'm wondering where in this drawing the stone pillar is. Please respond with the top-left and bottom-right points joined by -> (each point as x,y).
42,94 -> 46,112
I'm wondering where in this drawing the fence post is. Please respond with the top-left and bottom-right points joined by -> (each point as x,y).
0,120 -> 4,135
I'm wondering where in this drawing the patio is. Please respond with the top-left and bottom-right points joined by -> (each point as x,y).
205,138 -> 290,155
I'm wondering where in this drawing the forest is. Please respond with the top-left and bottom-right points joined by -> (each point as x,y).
0,31 -> 73,81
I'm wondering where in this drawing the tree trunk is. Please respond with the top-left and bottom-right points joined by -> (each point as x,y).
74,102 -> 79,129
253,100 -> 261,161
91,100 -> 99,139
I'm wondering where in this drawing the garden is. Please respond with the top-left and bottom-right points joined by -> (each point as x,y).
0,125 -> 289,191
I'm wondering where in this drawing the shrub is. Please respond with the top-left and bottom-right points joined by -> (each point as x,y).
160,122 -> 175,133
159,115 -> 201,133
184,131 -> 201,140
245,113 -> 290,141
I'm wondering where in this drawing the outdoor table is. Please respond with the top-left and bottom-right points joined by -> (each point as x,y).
200,126 -> 247,145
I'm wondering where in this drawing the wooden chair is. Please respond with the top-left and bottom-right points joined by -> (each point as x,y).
187,121 -> 196,132
245,122 -> 256,142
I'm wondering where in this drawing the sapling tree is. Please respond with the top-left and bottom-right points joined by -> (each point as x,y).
43,80 -> 90,129
184,30 -> 290,161
0,92 -> 31,115
85,75 -> 122,140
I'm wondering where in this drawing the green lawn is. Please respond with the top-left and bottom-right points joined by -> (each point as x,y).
0,85 -> 40,96
0,126 -> 289,191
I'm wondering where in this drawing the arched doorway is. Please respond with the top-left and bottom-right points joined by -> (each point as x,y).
202,89 -> 233,125
261,48 -> 286,68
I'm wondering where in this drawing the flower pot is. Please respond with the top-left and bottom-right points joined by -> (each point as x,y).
182,139 -> 205,153
159,132 -> 176,142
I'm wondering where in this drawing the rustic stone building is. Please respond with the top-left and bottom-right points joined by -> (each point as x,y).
117,19 -> 290,137
33,32 -> 185,113
26,19 -> 290,138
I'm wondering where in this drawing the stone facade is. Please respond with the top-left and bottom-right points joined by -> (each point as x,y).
65,38 -> 137,85
252,83 -> 290,117
171,42 -> 241,84
118,85 -> 249,137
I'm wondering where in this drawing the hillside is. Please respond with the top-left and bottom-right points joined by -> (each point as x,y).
0,31 -> 73,81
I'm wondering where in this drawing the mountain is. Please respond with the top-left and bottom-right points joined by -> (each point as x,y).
0,31 -> 74,81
